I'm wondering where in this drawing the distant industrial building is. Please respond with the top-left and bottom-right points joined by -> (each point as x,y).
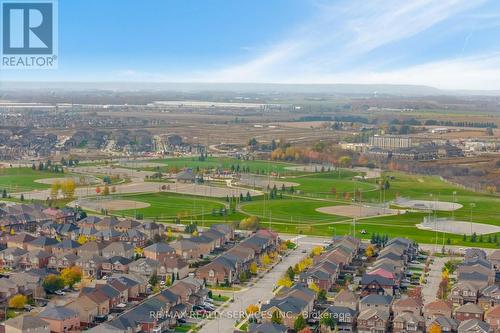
369,135 -> 412,149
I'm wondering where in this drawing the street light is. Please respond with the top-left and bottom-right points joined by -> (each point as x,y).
469,203 -> 475,236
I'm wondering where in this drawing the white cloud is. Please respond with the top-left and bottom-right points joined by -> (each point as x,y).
201,0 -> 497,89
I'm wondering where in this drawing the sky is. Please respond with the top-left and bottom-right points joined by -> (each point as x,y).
3,0 -> 500,90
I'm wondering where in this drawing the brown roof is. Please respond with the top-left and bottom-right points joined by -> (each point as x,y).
394,297 -> 422,308
455,303 -> 483,314
485,305 -> 500,318
424,300 -> 452,312
335,289 -> 358,303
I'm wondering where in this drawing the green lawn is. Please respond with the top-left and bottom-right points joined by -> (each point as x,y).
241,198 -> 346,224
288,172 -> 377,196
127,157 -> 301,175
113,192 -> 230,222
0,167 -> 64,192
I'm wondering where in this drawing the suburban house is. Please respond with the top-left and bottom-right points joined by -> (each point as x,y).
4,315 -> 50,333
37,306 -> 80,333
485,305 -> 500,331
393,312 -> 425,333
357,308 -> 390,333
457,319 -> 490,333
423,300 -> 453,322
454,302 -> 484,322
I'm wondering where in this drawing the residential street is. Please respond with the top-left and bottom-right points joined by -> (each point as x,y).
198,236 -> 322,333
422,256 -> 447,304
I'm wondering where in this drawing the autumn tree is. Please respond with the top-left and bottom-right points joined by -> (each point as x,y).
428,323 -> 442,333
262,254 -> 271,266
308,281 -> 320,293
249,262 -> 258,275
311,246 -> 324,257
43,274 -> 65,293
103,185 -> 110,196
277,277 -> 293,288
365,244 -> 375,257
60,179 -> 76,199
239,216 -> 260,230
50,181 -> 61,200
339,156 -> 352,168
60,266 -> 82,288
8,294 -> 27,309
246,303 -> 259,315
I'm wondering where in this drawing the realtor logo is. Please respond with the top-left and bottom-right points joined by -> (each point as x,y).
1,0 -> 58,68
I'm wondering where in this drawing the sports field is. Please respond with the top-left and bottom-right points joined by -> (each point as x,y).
109,192 -> 227,221
0,167 -> 66,192
24,156 -> 497,248
125,157 -> 301,174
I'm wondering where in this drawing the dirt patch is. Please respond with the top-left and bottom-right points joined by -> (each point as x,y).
417,220 -> 500,235
394,198 -> 462,211
237,175 -> 299,189
76,199 -> 150,211
316,205 -> 400,218
35,176 -> 98,185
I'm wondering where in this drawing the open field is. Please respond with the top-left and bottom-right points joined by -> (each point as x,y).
0,168 -> 67,192
6,158 -> 498,247
129,157 -> 301,174
106,192 -> 227,220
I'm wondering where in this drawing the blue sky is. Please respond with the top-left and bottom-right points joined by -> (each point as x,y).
3,0 -> 500,89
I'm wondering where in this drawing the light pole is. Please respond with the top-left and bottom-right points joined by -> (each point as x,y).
469,203 -> 475,236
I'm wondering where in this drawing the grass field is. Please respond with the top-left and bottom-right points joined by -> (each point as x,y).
288,171 -> 377,196
57,157 -> 500,247
0,167 -> 64,192
112,192 -> 230,221
128,157 -> 301,174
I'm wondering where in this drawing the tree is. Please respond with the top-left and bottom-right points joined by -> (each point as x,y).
271,310 -> 283,324
317,289 -> 327,302
249,262 -> 258,275
339,156 -> 352,168
294,314 -> 307,331
277,277 -> 293,288
308,282 -> 320,293
60,266 -> 82,288
262,254 -> 271,266
149,271 -> 158,287
286,266 -> 295,280
320,315 -> 336,331
77,235 -> 88,245
50,181 -> 61,200
8,294 -> 27,309
239,216 -> 259,230
311,246 -> 323,257
103,185 -> 110,196
184,223 -> 197,234
365,244 -> 375,257
428,323 -> 442,333
43,274 -> 65,293
60,179 -> 76,199
246,304 -> 259,315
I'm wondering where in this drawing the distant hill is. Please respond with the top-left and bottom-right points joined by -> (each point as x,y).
2,81 -> 499,97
